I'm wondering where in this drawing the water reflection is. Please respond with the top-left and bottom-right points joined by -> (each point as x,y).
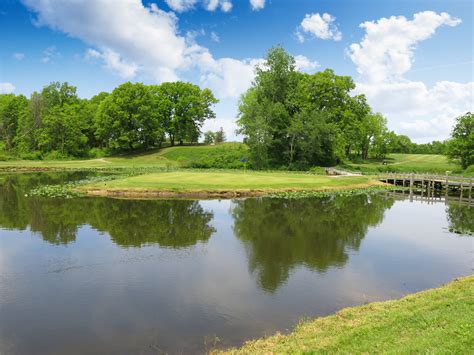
0,172 -> 472,354
0,173 -> 215,248
232,195 -> 395,292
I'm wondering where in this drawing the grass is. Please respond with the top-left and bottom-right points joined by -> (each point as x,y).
0,143 -> 246,170
78,170 -> 377,197
343,153 -> 470,175
217,275 -> 474,354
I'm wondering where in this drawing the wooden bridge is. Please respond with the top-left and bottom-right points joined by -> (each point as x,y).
377,173 -> 473,194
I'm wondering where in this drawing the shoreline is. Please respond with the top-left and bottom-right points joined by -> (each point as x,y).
216,275 -> 474,354
77,181 -> 385,199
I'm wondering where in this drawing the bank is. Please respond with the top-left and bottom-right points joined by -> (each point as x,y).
216,275 -> 474,354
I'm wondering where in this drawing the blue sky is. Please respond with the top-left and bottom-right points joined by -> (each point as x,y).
1,0 -> 472,142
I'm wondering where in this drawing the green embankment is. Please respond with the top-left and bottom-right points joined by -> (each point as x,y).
217,275 -> 474,354
0,145 -> 469,175
79,170 -> 377,197
0,143 -> 247,170
343,153 -> 472,175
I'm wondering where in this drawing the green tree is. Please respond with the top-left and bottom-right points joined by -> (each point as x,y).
447,112 -> 473,169
95,82 -> 163,152
152,82 -> 218,146
0,94 -> 28,150
214,127 -> 226,143
203,131 -> 215,145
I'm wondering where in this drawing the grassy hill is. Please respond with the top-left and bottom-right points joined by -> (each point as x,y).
342,153 -> 470,175
0,145 -> 471,176
0,143 -> 247,170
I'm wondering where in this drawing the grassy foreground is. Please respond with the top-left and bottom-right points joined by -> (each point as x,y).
78,170 -> 377,197
217,275 -> 474,354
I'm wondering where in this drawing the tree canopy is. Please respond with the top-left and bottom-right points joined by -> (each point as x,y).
447,112 -> 473,169
237,46 -> 389,169
0,81 -> 217,158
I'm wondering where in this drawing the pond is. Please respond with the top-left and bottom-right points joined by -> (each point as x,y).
0,172 -> 472,354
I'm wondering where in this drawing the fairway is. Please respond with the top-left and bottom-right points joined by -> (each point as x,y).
80,170 -> 375,197
344,153 -> 465,174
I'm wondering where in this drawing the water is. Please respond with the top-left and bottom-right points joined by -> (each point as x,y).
0,172 -> 472,354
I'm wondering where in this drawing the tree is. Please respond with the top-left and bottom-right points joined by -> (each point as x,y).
152,82 -> 218,146
214,127 -> 226,143
238,46 -> 379,169
358,113 -> 387,159
237,46 -> 299,168
95,82 -> 164,152
203,131 -> 215,145
0,94 -> 28,150
447,112 -> 473,169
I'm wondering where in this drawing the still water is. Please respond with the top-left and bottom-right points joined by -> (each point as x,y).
0,172 -> 472,354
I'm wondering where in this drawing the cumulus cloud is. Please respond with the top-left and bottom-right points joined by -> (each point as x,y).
0,83 -> 15,94
204,0 -> 232,12
250,0 -> 265,11
348,11 -> 461,83
349,11 -> 471,142
297,13 -> 342,42
165,0 -> 197,12
294,55 -> 320,72
86,48 -> 139,79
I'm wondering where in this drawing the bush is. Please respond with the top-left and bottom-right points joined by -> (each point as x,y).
20,151 -> 43,160
43,150 -> 69,160
188,145 -> 248,169
309,166 -> 327,175
88,148 -> 107,159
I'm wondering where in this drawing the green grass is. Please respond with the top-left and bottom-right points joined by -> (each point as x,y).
217,275 -> 474,354
343,153 -> 470,175
0,143 -> 247,170
79,170 -> 376,195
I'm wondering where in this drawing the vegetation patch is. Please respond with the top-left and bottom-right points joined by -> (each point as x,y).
216,275 -> 474,354
267,185 -> 408,199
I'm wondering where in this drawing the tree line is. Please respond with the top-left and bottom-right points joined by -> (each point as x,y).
0,81 -> 217,159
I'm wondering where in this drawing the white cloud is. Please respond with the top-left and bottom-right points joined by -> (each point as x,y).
210,31 -> 220,42
191,46 -> 263,98
12,52 -> 25,60
294,55 -> 320,72
0,83 -> 15,94
348,11 -> 461,83
204,0 -> 232,12
349,11 -> 471,142
250,0 -> 265,11
297,13 -> 342,42
165,0 -> 197,12
86,48 -> 139,79
21,0 -> 262,99
356,81 -> 474,141
41,45 -> 59,63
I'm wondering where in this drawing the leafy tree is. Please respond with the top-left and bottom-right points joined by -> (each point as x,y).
203,131 -> 215,145
214,127 -> 226,143
152,82 -> 218,146
95,82 -> 164,152
447,112 -> 473,169
0,94 -> 28,150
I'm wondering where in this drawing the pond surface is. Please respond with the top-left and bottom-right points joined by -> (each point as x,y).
0,172 -> 472,354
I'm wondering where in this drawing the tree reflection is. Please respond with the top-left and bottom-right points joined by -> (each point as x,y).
232,195 -> 394,292
0,173 -> 215,248
446,203 -> 473,236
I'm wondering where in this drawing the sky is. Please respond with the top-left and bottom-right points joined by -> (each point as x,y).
0,0 -> 473,143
